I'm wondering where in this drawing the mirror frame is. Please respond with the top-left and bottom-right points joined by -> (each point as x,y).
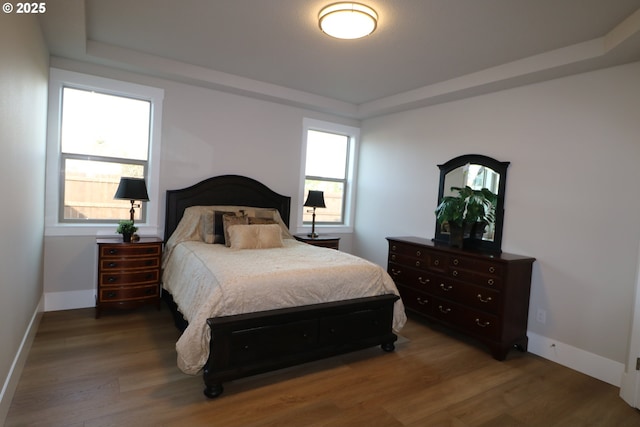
434,154 -> 510,253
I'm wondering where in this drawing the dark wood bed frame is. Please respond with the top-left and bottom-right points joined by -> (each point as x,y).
163,175 -> 399,398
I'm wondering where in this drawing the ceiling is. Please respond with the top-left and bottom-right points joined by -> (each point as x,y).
39,0 -> 640,119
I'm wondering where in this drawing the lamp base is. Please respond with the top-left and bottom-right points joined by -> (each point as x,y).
307,232 -> 319,238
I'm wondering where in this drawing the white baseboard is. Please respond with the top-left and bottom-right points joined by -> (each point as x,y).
527,331 -> 624,387
44,289 -> 95,311
0,295 -> 44,425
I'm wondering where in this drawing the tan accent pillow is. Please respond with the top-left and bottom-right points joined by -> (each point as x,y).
227,224 -> 284,249
222,213 -> 249,247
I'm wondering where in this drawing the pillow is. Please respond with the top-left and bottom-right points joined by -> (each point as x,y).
199,211 -> 215,243
248,217 -> 276,225
227,224 -> 284,249
213,210 -> 236,244
222,213 -> 249,247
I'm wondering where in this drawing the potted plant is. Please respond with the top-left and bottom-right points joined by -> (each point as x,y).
435,186 -> 497,247
116,220 -> 138,242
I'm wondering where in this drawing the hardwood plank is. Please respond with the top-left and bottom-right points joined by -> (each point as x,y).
5,307 -> 639,426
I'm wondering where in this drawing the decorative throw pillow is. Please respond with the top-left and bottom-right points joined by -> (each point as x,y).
227,224 -> 284,249
248,217 -> 276,225
199,211 -> 215,243
213,210 -> 236,244
222,213 -> 249,247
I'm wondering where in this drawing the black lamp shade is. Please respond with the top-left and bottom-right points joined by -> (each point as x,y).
114,177 -> 149,201
304,190 -> 326,208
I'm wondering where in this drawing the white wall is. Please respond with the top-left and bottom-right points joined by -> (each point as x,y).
356,62 -> 640,373
0,13 -> 49,423
42,58 -> 359,304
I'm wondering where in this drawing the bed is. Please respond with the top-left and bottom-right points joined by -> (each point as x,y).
162,175 -> 406,398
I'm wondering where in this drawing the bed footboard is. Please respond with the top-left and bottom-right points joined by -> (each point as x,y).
203,294 -> 399,398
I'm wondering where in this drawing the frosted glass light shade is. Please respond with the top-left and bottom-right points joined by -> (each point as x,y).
319,2 -> 378,39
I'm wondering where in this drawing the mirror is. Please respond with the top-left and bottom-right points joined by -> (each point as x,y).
434,154 -> 510,253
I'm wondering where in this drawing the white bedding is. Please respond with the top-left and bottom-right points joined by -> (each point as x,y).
162,206 -> 406,374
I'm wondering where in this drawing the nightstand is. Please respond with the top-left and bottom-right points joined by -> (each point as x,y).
294,234 -> 340,250
96,237 -> 163,318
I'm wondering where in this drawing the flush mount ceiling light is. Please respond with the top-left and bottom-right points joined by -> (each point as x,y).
319,2 -> 378,39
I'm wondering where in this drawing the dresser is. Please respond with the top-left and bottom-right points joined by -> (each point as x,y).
96,237 -> 163,318
387,236 -> 535,360
294,234 -> 340,250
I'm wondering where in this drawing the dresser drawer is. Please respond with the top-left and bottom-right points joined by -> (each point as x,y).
430,277 -> 501,313
99,269 -> 159,286
396,284 -> 432,315
448,268 -> 503,289
100,244 -> 161,258
388,263 -> 435,290
388,243 -> 447,272
449,256 -> 502,277
100,257 -> 160,270
430,296 -> 501,341
99,284 -> 159,302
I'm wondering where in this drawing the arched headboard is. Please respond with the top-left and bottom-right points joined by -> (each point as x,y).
164,175 -> 291,240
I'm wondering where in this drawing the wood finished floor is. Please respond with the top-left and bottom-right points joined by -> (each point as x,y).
5,306 -> 640,427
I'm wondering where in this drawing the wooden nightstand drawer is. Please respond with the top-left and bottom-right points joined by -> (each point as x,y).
100,243 -> 161,258
99,285 -> 159,302
100,257 -> 160,271
100,269 -> 159,286
96,237 -> 163,318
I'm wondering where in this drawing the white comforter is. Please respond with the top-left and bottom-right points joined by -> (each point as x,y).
162,207 -> 406,375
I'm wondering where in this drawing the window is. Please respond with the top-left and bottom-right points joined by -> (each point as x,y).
60,88 -> 150,222
300,119 -> 359,231
45,69 -> 163,235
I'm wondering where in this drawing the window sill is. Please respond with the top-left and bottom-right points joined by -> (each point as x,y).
45,224 -> 161,238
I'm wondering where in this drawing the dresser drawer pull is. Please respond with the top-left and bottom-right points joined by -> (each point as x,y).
416,297 -> 428,305
487,279 -> 495,286
106,291 -> 117,298
440,283 -> 453,291
475,319 -> 491,328
146,274 -> 153,280
477,294 -> 492,303
415,261 -> 421,267
415,250 -> 421,257
107,277 -> 117,283
452,270 -> 459,277
146,248 -> 156,253
391,254 -> 396,261
438,305 -> 451,314
391,245 -> 397,251
108,249 -> 118,255
418,276 -> 430,285
453,258 -> 459,265
108,262 -> 117,268
146,260 -> 155,266
488,266 -> 496,273
391,268 -> 402,277
433,259 -> 440,266
145,288 -> 155,295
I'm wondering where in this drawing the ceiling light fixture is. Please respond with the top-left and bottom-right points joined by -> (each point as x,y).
318,2 -> 378,40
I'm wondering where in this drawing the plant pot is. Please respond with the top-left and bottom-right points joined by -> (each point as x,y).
122,233 -> 132,243
448,223 -> 464,248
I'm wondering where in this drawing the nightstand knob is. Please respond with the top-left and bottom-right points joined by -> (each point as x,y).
488,266 -> 496,273
416,250 -> 421,257
107,277 -> 117,283
391,254 -> 396,261
145,288 -> 155,295
418,276 -> 429,285
433,259 -> 440,266
475,319 -> 491,328
453,259 -> 459,265
487,279 -> 495,286
416,297 -> 428,305
146,260 -> 154,266
415,261 -> 421,267
391,245 -> 397,251
106,291 -> 116,298
146,248 -> 155,253
108,249 -> 118,255
108,262 -> 117,268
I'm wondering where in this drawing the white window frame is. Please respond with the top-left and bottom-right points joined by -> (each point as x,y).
298,118 -> 359,235
45,68 -> 164,237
